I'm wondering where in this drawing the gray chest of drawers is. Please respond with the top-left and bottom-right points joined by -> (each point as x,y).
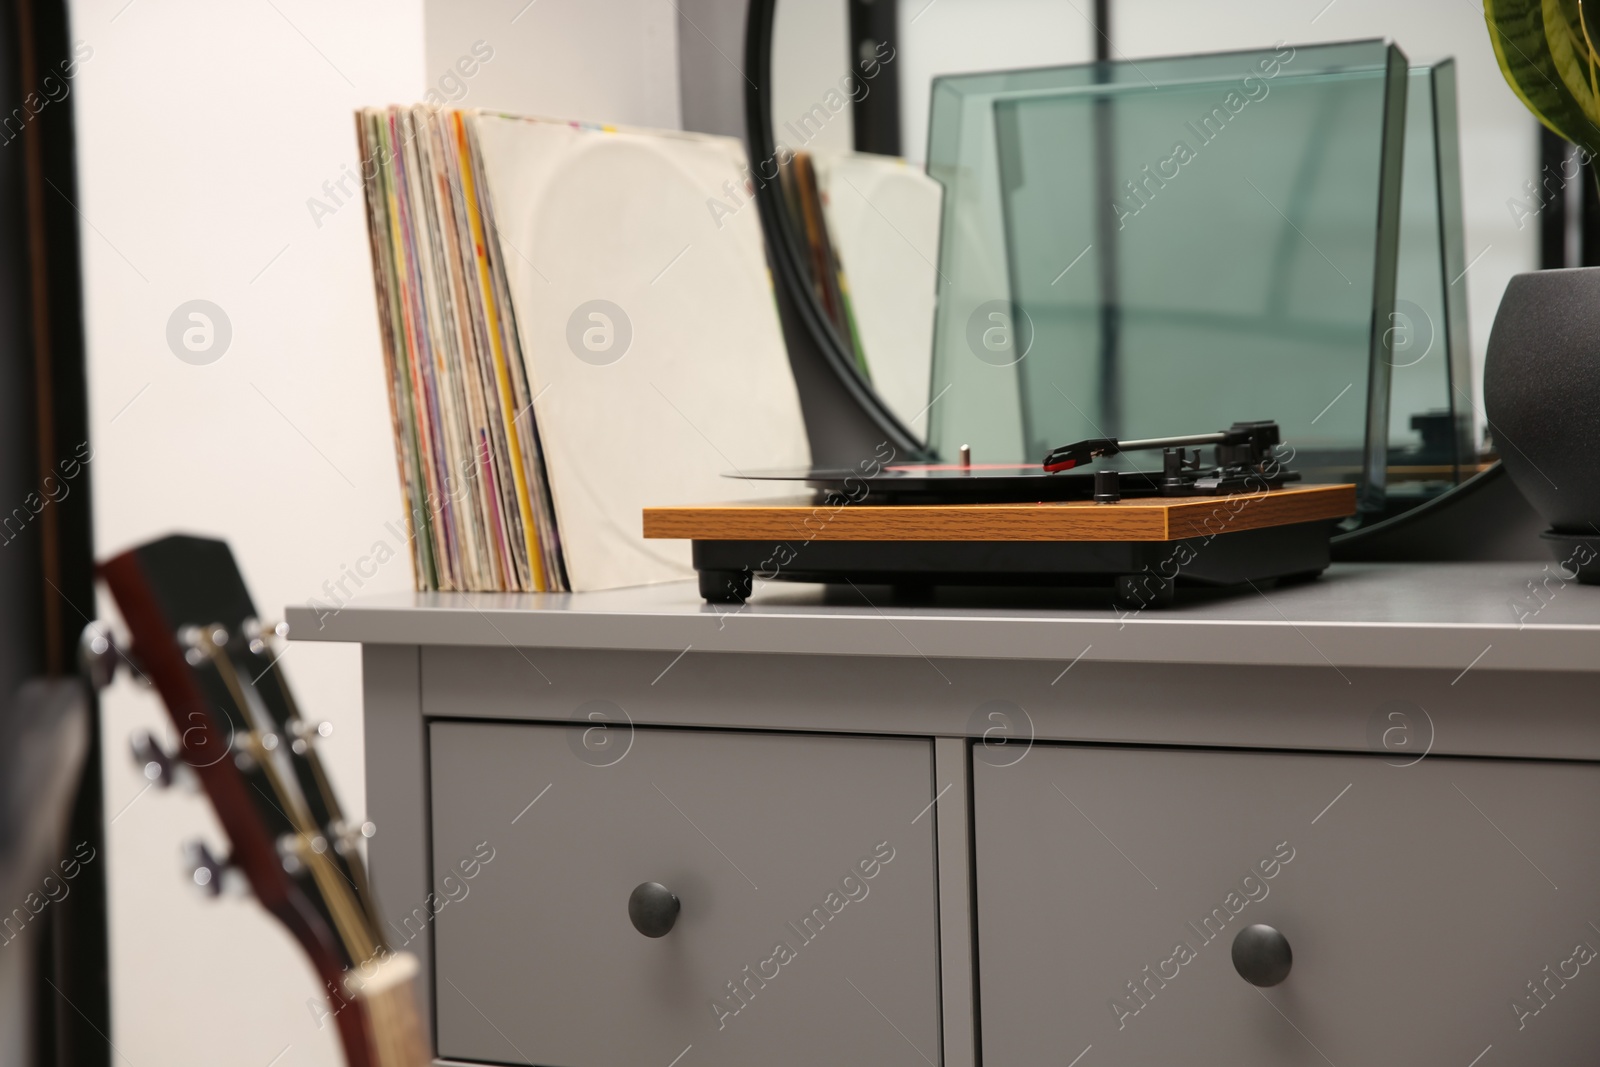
288,563 -> 1600,1067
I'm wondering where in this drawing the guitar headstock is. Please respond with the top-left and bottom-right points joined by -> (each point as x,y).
94,534 -> 426,1067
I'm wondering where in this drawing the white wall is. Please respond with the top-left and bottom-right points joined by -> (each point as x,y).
425,0 -> 682,130
897,0 -> 1096,163
74,1 -> 424,1064
74,2 -> 682,1065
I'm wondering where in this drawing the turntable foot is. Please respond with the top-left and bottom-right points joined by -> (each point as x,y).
1113,574 -> 1175,609
699,569 -> 753,604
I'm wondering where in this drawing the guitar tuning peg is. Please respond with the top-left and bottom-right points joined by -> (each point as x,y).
332,819 -> 377,854
241,617 -> 291,657
242,617 -> 290,640
130,730 -> 176,788
79,622 -> 121,691
182,840 -> 243,898
289,719 -> 333,743
289,720 -> 333,755
177,624 -> 229,663
276,833 -> 306,875
130,731 -> 195,792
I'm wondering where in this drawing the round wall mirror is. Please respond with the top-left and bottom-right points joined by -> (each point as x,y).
763,1 -> 1095,452
746,0 -> 1538,545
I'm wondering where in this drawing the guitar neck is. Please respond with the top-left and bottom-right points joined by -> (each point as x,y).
95,535 -> 433,1067
346,952 -> 430,1067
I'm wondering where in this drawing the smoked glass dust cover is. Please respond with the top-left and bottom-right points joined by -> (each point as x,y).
925,40 -> 1408,512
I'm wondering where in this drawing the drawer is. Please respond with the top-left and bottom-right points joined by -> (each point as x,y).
430,721 -> 942,1065
974,744 -> 1600,1065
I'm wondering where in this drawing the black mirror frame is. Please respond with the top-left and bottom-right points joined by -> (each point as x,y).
741,0 -> 932,462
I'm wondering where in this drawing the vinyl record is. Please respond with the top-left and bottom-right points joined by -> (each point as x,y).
730,464 -> 1166,504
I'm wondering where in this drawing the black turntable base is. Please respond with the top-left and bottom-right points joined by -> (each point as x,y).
643,484 -> 1357,608
690,520 -> 1334,607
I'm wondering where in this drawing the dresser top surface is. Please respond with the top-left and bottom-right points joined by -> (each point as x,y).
284,562 -> 1600,672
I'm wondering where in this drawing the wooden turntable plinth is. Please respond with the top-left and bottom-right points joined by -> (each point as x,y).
644,484 -> 1357,606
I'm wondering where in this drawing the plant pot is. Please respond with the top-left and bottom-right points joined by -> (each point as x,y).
1484,267 -> 1600,581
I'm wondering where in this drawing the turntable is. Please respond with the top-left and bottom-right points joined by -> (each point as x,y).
644,422 -> 1356,607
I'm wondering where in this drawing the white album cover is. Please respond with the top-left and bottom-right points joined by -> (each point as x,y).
471,112 -> 811,591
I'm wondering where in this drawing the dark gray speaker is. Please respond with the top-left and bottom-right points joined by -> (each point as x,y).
1484,267 -> 1600,580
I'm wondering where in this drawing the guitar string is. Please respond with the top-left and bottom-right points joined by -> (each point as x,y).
201,635 -> 378,965
257,632 -> 389,950
201,636 -> 376,963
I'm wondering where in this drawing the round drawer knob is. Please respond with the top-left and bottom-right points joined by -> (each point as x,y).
1232,923 -> 1292,987
628,881 -> 680,938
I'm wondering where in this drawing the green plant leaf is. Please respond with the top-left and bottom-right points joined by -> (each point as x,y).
1545,0 -> 1600,141
1486,0 -> 1600,153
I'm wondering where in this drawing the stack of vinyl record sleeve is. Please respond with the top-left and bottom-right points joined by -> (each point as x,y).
357,106 -> 810,593
358,107 -> 563,592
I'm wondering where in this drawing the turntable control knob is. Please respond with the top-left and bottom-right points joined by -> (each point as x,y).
1094,469 -> 1121,504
